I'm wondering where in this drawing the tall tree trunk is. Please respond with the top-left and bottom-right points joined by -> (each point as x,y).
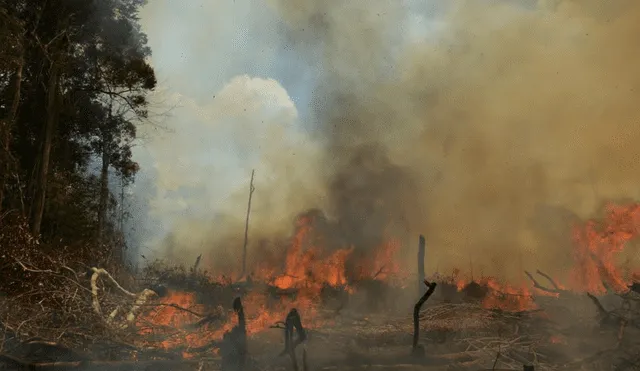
0,57 -> 24,219
31,63 -> 60,238
97,144 -> 110,242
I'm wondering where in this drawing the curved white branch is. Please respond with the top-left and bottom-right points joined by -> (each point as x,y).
89,267 -> 157,329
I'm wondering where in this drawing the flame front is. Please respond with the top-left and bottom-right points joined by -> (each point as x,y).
136,202 -> 640,354
137,214 -> 403,354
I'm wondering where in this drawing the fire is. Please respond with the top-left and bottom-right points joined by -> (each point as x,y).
135,202 -> 640,355
354,239 -> 403,282
482,278 -> 536,312
571,203 -> 640,294
453,277 -> 536,312
137,214 -> 405,354
260,215 -> 403,294
268,215 -> 354,293
451,202 -> 640,311
136,290 -> 233,356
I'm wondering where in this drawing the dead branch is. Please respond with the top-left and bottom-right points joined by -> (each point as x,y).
412,279 -> 437,356
587,252 -> 617,293
184,312 -> 225,331
121,289 -> 158,329
141,302 -> 207,318
89,267 -> 158,329
524,271 -> 561,295
372,265 -> 386,280
192,254 -> 202,272
535,270 -> 561,291
585,292 -> 631,331
586,292 -> 609,320
13,258 -> 55,274
492,346 -> 500,369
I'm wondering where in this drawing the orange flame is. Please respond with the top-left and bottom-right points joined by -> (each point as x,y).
137,214 -> 405,354
481,278 -> 536,312
136,290 -> 233,356
134,202 -> 640,352
269,215 -> 354,293
571,203 -> 640,293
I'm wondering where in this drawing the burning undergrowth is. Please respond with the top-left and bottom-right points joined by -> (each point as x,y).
129,201 -> 640,358
132,209 -> 411,357
1,202 -> 640,370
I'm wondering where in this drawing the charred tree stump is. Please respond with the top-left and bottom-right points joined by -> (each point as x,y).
280,308 -> 307,371
220,297 -> 247,371
412,280 -> 437,357
417,235 -> 426,297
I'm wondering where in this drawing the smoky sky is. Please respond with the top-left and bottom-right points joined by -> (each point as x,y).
138,0 -> 640,281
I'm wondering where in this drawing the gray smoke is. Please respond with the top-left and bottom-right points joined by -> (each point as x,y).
140,0 -> 640,282
264,0 -> 640,280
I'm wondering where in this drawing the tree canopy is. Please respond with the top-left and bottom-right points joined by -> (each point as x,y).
0,0 -> 156,263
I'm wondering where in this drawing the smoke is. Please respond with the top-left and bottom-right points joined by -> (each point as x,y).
134,75 -> 325,272
140,0 -> 640,281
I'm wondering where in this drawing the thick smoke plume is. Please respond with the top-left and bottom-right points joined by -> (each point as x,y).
147,0 -> 640,281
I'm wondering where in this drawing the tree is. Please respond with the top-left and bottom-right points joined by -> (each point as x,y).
0,0 -> 155,251
82,4 -> 156,240
0,2 -> 26,218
